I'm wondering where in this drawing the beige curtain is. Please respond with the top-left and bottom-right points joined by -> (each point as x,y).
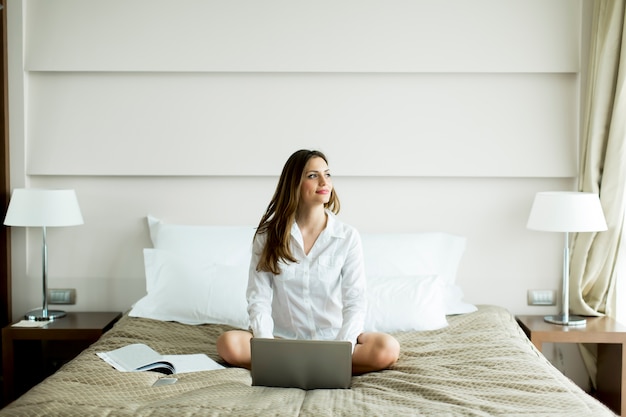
570,0 -> 626,388
572,0 -> 625,318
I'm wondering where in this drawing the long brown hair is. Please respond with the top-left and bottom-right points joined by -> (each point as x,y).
255,149 -> 340,274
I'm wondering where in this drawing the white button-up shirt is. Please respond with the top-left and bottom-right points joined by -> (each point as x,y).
247,212 -> 366,350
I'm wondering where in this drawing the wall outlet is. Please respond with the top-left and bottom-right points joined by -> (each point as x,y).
527,289 -> 557,306
48,288 -> 76,305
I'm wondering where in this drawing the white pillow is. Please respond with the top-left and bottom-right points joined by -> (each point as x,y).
360,232 -> 476,315
147,215 -> 255,265
142,216 -> 475,328
360,232 -> 466,284
129,248 -> 250,329
364,275 -> 448,332
444,284 -> 478,315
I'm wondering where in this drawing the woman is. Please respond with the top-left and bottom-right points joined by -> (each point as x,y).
217,149 -> 399,375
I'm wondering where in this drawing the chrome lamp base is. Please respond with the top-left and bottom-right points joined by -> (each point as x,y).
25,308 -> 67,321
544,314 -> 586,326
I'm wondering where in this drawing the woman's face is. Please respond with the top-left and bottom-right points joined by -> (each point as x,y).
299,156 -> 333,208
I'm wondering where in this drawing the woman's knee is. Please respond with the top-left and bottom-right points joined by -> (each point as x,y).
216,332 -> 231,360
356,332 -> 400,371
385,334 -> 400,354
217,330 -> 252,366
376,334 -> 400,367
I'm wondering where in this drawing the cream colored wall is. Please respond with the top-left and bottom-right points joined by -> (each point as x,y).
7,0 -> 585,318
7,1 -> 591,385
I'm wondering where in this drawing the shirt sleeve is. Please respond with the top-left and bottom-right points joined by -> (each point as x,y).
335,229 -> 367,351
246,233 -> 275,339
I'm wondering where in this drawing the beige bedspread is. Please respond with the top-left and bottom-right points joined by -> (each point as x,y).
0,305 -> 615,416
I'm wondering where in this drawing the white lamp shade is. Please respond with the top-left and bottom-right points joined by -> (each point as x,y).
4,188 -> 84,227
527,191 -> 607,232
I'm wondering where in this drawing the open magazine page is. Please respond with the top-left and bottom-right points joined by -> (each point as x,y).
97,343 -> 224,374
162,353 -> 224,373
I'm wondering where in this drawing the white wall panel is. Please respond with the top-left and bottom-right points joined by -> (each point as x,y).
25,0 -> 580,73
27,72 -> 578,177
9,0 -> 589,322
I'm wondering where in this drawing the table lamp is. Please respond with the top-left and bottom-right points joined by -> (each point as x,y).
3,188 -> 84,320
527,191 -> 607,326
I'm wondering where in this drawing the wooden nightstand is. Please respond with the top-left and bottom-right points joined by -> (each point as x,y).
2,311 -> 122,405
516,315 -> 626,416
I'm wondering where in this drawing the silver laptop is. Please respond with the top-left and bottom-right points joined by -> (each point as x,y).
250,338 -> 352,390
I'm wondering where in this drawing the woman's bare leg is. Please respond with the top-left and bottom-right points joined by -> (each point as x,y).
216,330 -> 253,369
351,332 -> 400,375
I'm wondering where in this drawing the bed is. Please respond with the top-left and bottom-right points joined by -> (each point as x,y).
0,217 -> 617,416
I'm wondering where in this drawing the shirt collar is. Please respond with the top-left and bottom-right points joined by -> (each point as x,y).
290,209 -> 346,242
324,210 -> 345,238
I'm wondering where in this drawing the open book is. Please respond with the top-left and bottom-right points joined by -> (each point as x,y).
97,343 -> 225,375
